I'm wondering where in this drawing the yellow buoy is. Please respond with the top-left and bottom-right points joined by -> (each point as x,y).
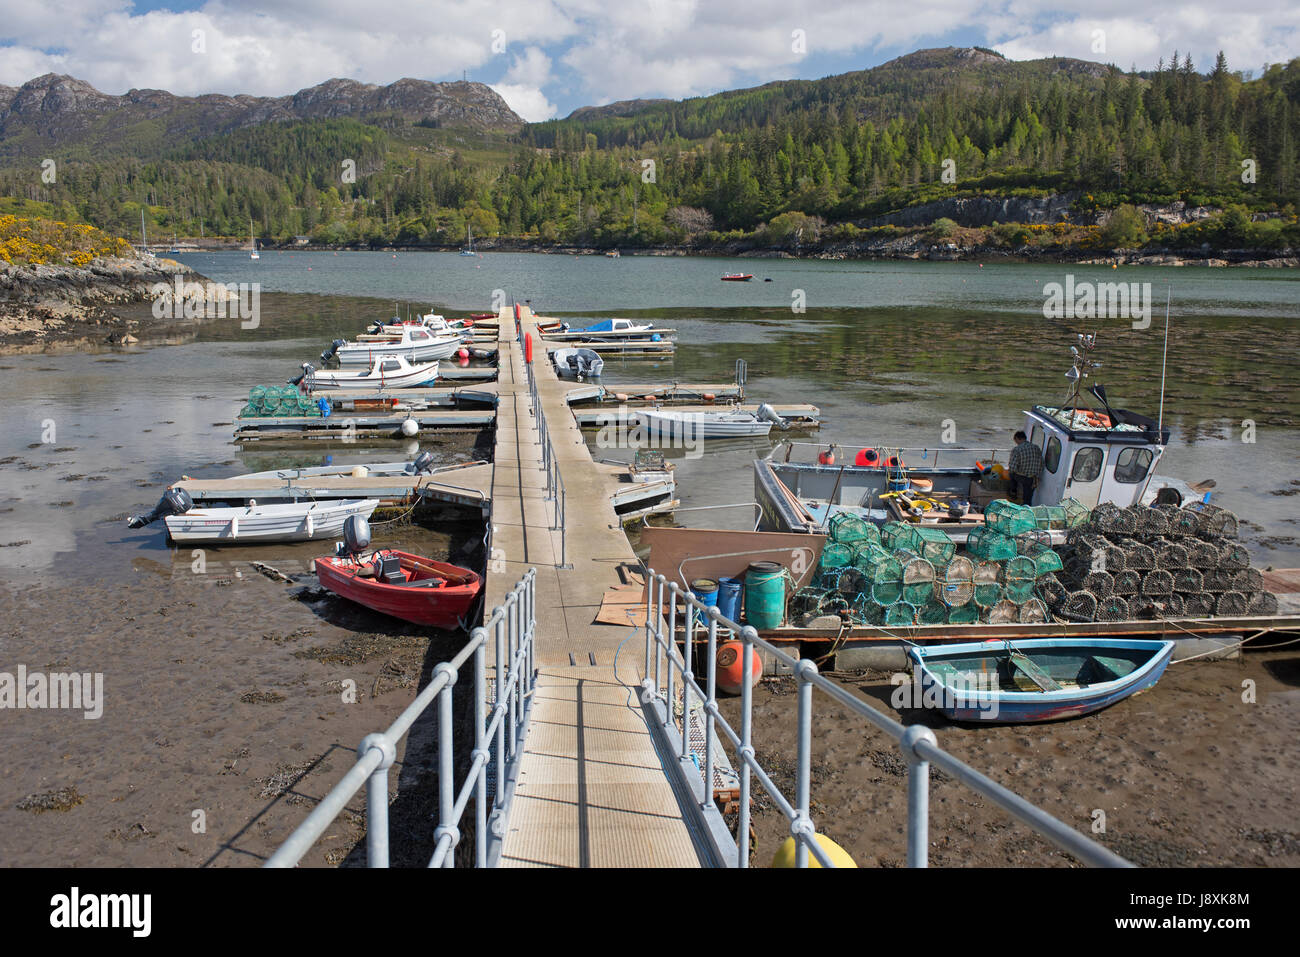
771,834 -> 857,868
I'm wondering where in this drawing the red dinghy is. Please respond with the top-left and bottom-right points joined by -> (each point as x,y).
314,549 -> 482,629
721,272 -> 753,281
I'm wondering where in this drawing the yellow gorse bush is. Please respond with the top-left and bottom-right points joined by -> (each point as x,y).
0,215 -> 132,266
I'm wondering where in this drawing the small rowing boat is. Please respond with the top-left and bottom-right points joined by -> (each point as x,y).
721,273 -> 753,282
160,498 -> 379,544
315,548 -> 482,628
552,347 -> 604,380
634,405 -> 786,440
297,354 -> 439,390
321,325 -> 463,367
907,637 -> 1175,723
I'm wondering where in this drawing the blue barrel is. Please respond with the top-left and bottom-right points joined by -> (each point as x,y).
690,578 -> 719,629
744,561 -> 786,629
716,577 -> 743,624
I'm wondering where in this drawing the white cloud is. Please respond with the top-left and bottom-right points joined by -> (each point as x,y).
491,83 -> 558,121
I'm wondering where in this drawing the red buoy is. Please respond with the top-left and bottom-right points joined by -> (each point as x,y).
457,347 -> 469,360
817,446 -> 836,465
524,332 -> 533,364
854,448 -> 880,467
717,641 -> 762,695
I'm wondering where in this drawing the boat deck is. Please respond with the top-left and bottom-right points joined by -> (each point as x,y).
485,306 -> 704,867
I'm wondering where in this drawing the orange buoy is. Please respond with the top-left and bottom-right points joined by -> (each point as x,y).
524,332 -> 533,364
615,393 -> 629,402
817,446 -> 836,465
909,476 -> 933,492
717,641 -> 762,695
703,393 -> 716,403
854,448 -> 880,467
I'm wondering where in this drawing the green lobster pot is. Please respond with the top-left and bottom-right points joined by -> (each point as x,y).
744,561 -> 786,630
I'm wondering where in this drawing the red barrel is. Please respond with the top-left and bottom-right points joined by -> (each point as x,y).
524,332 -> 533,364
716,641 -> 762,695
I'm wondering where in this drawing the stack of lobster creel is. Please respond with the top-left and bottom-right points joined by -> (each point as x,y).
1048,501 -> 1276,623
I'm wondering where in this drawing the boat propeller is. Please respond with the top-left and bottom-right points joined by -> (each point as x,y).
756,403 -> 790,431
127,487 -> 193,529
336,514 -> 372,557
320,338 -> 346,363
288,362 -> 315,386
404,451 -> 437,475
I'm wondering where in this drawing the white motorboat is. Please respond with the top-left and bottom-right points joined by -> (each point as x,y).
321,325 -> 463,366
552,348 -> 604,379
369,313 -> 472,336
634,405 -> 786,441
162,498 -> 378,544
298,354 -> 439,391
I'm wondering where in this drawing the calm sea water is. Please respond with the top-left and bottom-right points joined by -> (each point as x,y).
1,251 -> 1296,579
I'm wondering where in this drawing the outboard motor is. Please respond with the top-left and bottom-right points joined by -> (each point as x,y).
320,338 -> 346,363
288,362 -> 315,387
757,403 -> 789,431
127,487 -> 193,528
405,451 -> 437,475
335,514 -> 372,557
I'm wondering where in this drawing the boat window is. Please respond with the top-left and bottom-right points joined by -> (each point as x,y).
1114,446 -> 1154,483
1071,447 -> 1104,483
380,360 -> 400,372
1031,425 -> 1043,449
1044,436 -> 1061,473
411,329 -> 429,340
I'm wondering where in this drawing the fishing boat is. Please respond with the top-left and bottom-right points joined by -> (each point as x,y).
370,313 -> 473,337
552,347 -> 604,380
321,324 -> 464,366
541,318 -> 667,342
149,498 -> 378,543
314,516 -> 481,628
721,273 -> 753,282
295,355 -> 439,390
460,225 -> 476,256
907,638 -> 1175,723
635,405 -> 787,441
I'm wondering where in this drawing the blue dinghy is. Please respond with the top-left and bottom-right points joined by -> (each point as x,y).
907,638 -> 1175,723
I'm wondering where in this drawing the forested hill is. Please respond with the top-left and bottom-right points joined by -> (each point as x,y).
0,47 -> 1296,255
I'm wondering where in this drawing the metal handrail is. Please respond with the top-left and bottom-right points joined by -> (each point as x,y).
266,569 -> 538,868
776,440 -> 1013,470
522,329 -> 567,567
641,570 -> 1131,869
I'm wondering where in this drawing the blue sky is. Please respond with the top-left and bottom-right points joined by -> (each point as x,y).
1,1 -> 1296,120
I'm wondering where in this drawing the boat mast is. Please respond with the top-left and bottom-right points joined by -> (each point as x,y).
1157,286 -> 1171,432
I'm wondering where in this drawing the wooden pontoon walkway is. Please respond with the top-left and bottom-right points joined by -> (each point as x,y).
485,306 -> 704,868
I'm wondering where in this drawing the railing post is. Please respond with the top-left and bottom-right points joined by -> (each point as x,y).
793,659 -> 818,868
360,733 -> 396,868
644,574 -> 657,686
738,625 -> 757,869
493,608 -> 506,813
666,583 -> 677,714
901,725 -> 938,867
681,597 -> 693,762
433,662 -> 459,868
507,595 -> 519,757
653,575 -> 665,695
472,632 -> 488,868
704,608 -> 719,813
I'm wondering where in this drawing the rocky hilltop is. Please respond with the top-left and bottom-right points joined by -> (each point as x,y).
0,74 -> 523,159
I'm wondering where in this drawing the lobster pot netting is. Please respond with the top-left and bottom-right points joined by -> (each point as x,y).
1155,504 -> 1202,537
1112,569 -> 1142,596
1000,556 -> 1038,604
1182,594 -> 1215,618
790,588 -> 829,619
1025,545 -> 1064,577
883,602 -> 918,627
1077,571 -> 1114,598
895,549 -> 936,605
1132,506 -> 1171,538
852,594 -> 884,625
1187,541 -> 1221,570
1203,569 -> 1236,593
867,557 -> 904,605
1095,595 -> 1131,622
1248,591 -> 1279,616
985,599 -> 1020,624
1062,498 -> 1091,528
1090,502 -> 1136,536
940,556 -> 975,607
1158,594 -> 1185,619
1068,535 -> 1125,573
1015,529 -> 1054,553
918,600 -> 949,625
912,526 -> 957,567
1234,568 -> 1263,593
985,500 -> 1038,537
1157,540 -> 1189,568
1019,598 -> 1049,623
1118,539 -> 1156,571
948,604 -> 980,624
851,543 -> 890,572
829,513 -> 880,546
1059,591 -> 1098,622
819,542 -> 854,570
1219,543 -> 1251,570
972,562 -> 1003,608
1032,505 -> 1067,530
1141,569 -> 1174,596
1171,567 -> 1204,593
1190,503 -> 1240,539
1215,591 -> 1249,617
882,522 -> 924,553
966,526 -> 1018,562
1128,596 -> 1156,619
1036,573 -> 1068,607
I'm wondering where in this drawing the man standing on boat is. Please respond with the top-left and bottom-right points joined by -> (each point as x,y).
1008,431 -> 1043,505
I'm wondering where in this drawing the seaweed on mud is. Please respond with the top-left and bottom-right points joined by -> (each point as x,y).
17,786 -> 85,813
293,630 -> 428,667
256,761 -> 316,799
240,690 -> 285,704
1238,828 -> 1300,858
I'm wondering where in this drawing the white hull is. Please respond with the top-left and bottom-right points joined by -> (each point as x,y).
635,410 -> 773,440
164,499 -> 378,543
336,336 -> 462,365
311,361 -> 439,390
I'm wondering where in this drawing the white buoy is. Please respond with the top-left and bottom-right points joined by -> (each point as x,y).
400,418 -> 419,437
351,465 -> 369,478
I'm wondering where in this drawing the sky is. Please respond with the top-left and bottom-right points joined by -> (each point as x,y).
0,1 -> 1297,122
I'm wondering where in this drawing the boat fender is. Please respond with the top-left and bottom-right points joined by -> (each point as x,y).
318,398 -> 332,418
651,333 -> 661,342
855,448 -> 880,467
400,418 -> 419,437
703,393 -> 716,403
818,445 -> 836,465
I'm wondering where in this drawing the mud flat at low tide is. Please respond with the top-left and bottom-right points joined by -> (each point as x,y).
718,651 -> 1300,867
